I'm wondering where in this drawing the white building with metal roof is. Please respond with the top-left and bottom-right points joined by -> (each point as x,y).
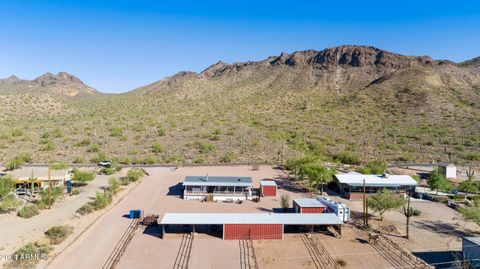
334,172 -> 417,199
182,175 -> 254,202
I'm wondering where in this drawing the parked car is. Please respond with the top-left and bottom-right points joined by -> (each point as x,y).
98,161 -> 111,167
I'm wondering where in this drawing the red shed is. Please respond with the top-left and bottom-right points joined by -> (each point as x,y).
293,198 -> 326,214
224,224 -> 282,240
260,180 -> 277,197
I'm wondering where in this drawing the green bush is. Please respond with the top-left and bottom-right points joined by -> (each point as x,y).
110,128 -> 124,137
75,139 -> 91,147
108,177 -> 121,194
50,162 -> 68,170
76,204 -> 94,215
11,129 -> 23,137
5,153 -> 33,170
126,168 -> 145,182
333,151 -> 361,165
151,143 -> 163,153
0,194 -> 23,213
18,204 -> 40,218
360,160 -> 387,174
6,242 -> 52,269
463,152 -> 480,161
45,225 -> 73,245
411,208 -> 421,216
91,191 -> 112,210
73,156 -> 86,164
39,187 -> 64,207
72,170 -> 96,186
220,151 -> 236,163
194,141 -> 216,154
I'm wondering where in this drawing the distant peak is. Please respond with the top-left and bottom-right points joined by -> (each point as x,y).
34,71 -> 84,85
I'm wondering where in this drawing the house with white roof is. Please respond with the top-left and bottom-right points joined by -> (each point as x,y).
334,172 -> 417,199
182,175 -> 254,202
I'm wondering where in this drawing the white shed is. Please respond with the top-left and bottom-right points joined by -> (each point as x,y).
445,163 -> 457,179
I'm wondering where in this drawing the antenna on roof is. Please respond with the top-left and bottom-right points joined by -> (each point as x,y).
206,174 -> 209,181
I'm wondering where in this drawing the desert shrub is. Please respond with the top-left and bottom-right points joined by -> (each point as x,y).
11,129 -> 23,137
87,144 -> 100,153
51,128 -> 63,138
142,156 -> 157,164
6,153 -> 33,170
45,225 -> 73,245
40,139 -> 55,151
151,143 -> 163,153
50,162 -> 68,170
194,156 -> 205,164
0,174 -> 15,197
6,242 -> 52,269
280,194 -> 290,211
194,141 -> 216,154
38,187 -> 64,207
0,194 -> 23,213
220,151 -> 236,163
333,151 -> 361,165
75,139 -> 91,147
70,189 -> 80,195
73,156 -> 86,164
119,157 -> 132,165
463,152 -> 480,161
126,168 -> 145,182
90,152 -> 108,163
72,170 -> 96,186
411,208 -> 421,216
18,204 -> 40,218
91,191 -> 112,210
76,204 -> 94,215
360,160 -> 387,174
108,177 -> 121,194
157,125 -> 165,136
110,128 -> 123,137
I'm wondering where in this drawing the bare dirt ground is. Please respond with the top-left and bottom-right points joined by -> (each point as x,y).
0,168 -> 111,267
39,165 -> 404,269
346,197 -> 480,267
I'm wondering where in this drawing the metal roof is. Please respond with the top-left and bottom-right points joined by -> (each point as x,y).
294,198 -> 325,208
260,180 -> 277,187
8,167 -> 69,180
335,173 -> 417,187
464,236 -> 480,246
183,176 -> 253,187
160,213 -> 342,225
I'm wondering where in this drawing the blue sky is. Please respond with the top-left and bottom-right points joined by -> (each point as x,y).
0,1 -> 479,93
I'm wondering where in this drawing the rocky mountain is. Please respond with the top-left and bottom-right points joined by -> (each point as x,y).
0,45 -> 478,165
0,72 -> 99,98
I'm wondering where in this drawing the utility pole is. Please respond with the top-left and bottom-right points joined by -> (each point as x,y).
363,179 -> 367,227
48,165 -> 52,209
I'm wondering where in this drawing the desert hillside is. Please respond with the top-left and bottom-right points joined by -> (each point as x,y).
0,46 -> 479,165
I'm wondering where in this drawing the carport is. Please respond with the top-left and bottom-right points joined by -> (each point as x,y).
160,213 -> 343,240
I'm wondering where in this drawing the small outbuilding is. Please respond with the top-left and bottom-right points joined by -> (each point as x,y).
293,198 -> 326,214
260,180 -> 277,197
463,236 -> 480,267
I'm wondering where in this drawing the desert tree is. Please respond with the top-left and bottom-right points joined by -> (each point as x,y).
368,189 -> 405,221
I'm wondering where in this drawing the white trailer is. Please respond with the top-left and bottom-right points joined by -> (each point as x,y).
317,195 -> 350,222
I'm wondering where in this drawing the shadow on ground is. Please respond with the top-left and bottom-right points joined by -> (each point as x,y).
411,220 -> 480,238
413,251 -> 461,269
143,224 -> 162,238
168,183 -> 183,196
